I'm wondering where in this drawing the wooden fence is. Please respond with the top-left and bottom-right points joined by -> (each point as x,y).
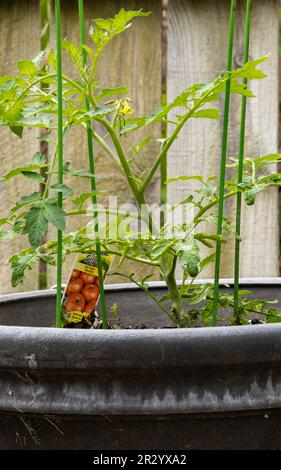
0,0 -> 279,294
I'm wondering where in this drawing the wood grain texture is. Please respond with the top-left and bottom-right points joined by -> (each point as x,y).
167,0 -> 279,278
47,0 -> 162,287
0,0 -> 40,293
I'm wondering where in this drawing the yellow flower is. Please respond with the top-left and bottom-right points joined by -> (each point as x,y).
120,100 -> 134,116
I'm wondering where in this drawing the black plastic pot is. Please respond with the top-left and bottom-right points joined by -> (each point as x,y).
0,278 -> 281,450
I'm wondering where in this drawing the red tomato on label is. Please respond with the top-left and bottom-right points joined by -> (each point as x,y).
84,300 -> 97,314
81,273 -> 96,285
65,293 -> 86,312
70,269 -> 81,280
66,278 -> 83,295
82,284 -> 99,302
95,277 -> 100,288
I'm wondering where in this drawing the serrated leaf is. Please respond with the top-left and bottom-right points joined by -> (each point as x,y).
9,125 -> 23,138
48,48 -> 57,70
62,39 -> 84,76
10,251 -> 38,287
32,152 -> 46,165
21,171 -> 45,183
166,175 -> 203,184
73,190 -> 103,207
50,183 -> 73,196
0,162 -> 46,182
96,86 -> 128,100
22,206 -> 48,248
90,9 -> 150,54
0,229 -> 15,240
149,239 -> 174,260
17,59 -> 37,77
44,202 -> 66,231
178,240 -> 200,278
87,104 -> 116,118
12,192 -> 41,212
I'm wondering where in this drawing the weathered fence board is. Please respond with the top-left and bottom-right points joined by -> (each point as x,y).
167,0 -> 279,278
46,0 -> 162,288
0,0 -> 40,293
0,0 -> 162,293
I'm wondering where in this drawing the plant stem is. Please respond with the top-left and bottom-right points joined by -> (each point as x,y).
39,0 -> 51,290
42,142 -> 58,199
233,0 -> 251,324
78,0 -> 108,329
194,190 -> 238,223
67,208 -> 142,219
94,116 -> 159,236
211,0 -> 236,327
160,255 -> 187,327
55,0 -> 63,328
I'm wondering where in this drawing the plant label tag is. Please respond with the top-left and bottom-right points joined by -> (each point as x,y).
61,248 -> 114,327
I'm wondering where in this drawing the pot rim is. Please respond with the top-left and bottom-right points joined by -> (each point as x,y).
1,276 -> 281,303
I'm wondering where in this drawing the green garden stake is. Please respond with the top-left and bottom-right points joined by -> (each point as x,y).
78,0 -> 108,329
211,0 -> 236,326
234,0 -> 251,323
55,0 -> 64,328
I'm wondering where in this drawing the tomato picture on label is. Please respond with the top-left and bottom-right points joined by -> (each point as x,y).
81,273 -> 96,285
84,300 -> 97,314
82,284 -> 99,302
95,276 -> 100,288
70,269 -> 81,280
65,293 -> 86,312
66,278 -> 83,295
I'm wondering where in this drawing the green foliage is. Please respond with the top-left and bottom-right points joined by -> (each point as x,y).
0,8 -> 280,327
22,201 -> 65,248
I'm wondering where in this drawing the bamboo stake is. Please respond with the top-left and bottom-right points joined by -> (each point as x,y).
234,0 -> 251,322
55,0 -> 63,327
211,0 -> 236,326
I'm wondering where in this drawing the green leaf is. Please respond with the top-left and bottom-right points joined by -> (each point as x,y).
132,135 -> 151,154
62,162 -> 104,179
178,240 -> 200,278
12,192 -> 41,212
62,39 -> 84,76
31,152 -> 46,165
89,9 -> 150,55
10,250 -> 38,287
47,48 -> 57,70
50,183 -> 73,196
17,59 -> 37,77
73,190 -> 103,207
9,125 -> 23,138
166,175 -> 204,184
96,86 -> 128,100
21,171 -> 45,183
0,162 -> 46,182
44,202 -> 66,231
200,253 -> 216,270
87,104 -> 116,118
149,239 -> 174,260
0,229 -> 15,240
192,109 -> 220,119
22,206 -> 48,248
